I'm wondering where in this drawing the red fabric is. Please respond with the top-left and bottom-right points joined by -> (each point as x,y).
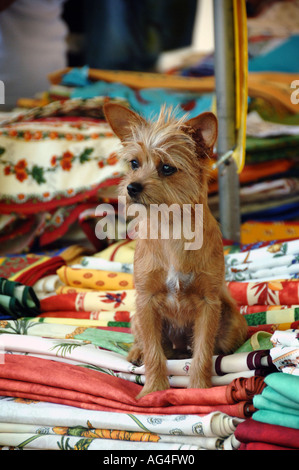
228,281 -> 299,306
247,321 -> 299,336
0,355 -> 263,418
239,442 -> 296,450
14,256 -> 65,286
235,418 -> 299,450
40,293 -> 78,311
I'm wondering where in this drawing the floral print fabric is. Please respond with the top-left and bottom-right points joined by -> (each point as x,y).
225,239 -> 299,282
0,398 -> 242,450
0,117 -> 122,211
269,329 -> 299,374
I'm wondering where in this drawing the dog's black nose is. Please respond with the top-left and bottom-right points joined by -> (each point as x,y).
127,182 -> 143,197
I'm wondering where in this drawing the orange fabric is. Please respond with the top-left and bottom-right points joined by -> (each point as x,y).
240,221 -> 299,245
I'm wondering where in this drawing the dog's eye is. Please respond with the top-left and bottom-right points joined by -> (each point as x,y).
130,160 -> 139,170
161,164 -> 177,176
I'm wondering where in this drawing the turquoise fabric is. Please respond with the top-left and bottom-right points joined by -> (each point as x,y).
249,35 -> 299,73
61,68 -> 214,120
252,373 -> 299,429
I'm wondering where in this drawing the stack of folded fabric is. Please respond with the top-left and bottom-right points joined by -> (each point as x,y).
0,237 -> 279,451
234,326 -> 299,449
235,372 -> 299,450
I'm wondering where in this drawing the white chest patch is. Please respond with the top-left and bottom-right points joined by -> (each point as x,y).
166,265 -> 194,294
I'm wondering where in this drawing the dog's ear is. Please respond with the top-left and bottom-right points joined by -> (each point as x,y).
103,103 -> 146,141
185,112 -> 218,150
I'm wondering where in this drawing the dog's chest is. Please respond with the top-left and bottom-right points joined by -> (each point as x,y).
165,265 -> 194,294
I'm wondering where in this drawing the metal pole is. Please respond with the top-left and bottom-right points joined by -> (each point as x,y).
213,0 -> 241,242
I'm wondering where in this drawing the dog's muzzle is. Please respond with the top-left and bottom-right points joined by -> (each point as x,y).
127,182 -> 143,198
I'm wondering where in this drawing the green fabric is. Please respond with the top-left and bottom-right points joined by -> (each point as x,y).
252,373 -> 299,429
235,331 -> 273,353
245,134 -> 299,163
0,277 -> 40,319
75,327 -> 134,356
265,372 -> 299,405
253,395 -> 299,416
262,385 -> 299,410
253,410 -> 299,429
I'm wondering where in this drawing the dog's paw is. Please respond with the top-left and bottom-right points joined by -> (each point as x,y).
127,345 -> 144,366
136,378 -> 170,399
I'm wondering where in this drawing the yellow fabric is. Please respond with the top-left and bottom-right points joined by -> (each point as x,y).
94,240 -> 136,263
57,265 -> 134,291
241,221 -> 299,245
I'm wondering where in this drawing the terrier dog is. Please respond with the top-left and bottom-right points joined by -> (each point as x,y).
104,103 -> 248,399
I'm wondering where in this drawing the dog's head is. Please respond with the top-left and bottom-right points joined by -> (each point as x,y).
104,103 -> 217,208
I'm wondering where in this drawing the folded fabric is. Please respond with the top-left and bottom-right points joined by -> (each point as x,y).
0,398 -> 242,450
0,253 -> 65,285
40,290 -> 136,313
33,274 -> 63,299
247,320 -> 299,336
74,257 -> 133,274
56,266 -> 134,291
37,310 -> 132,323
227,281 -> 299,306
244,307 -> 299,327
240,221 -> 299,245
235,418 -> 299,450
225,238 -> 299,267
252,373 -> 299,428
0,333 -> 274,388
235,331 -> 273,353
0,318 -> 131,340
93,239 -> 136,263
239,442 -> 296,450
225,238 -> 299,281
0,116 -> 122,214
0,278 -> 40,319
0,433 -> 199,451
239,305 -> 299,314
269,329 -> 299,374
68,78 -> 214,121
0,354 -> 264,417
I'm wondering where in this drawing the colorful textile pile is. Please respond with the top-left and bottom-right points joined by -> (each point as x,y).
235,373 -> 299,450
0,234 -> 298,450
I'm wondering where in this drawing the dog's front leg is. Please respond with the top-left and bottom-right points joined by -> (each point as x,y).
135,298 -> 169,399
190,297 -> 221,389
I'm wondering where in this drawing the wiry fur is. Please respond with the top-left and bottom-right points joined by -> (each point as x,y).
104,103 -> 248,399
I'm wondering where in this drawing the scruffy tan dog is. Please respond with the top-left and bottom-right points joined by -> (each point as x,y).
104,103 -> 247,399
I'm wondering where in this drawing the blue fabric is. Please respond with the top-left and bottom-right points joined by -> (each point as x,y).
62,69 -> 213,120
249,35 -> 299,73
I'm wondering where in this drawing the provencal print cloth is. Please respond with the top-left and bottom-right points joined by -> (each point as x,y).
225,239 -> 299,282
0,398 -> 242,450
0,117 -> 122,213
